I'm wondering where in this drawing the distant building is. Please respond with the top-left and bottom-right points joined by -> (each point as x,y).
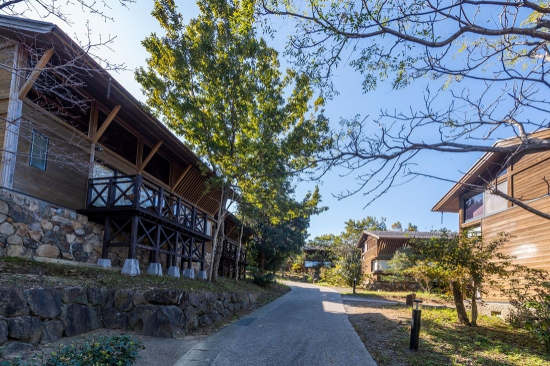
356,231 -> 443,282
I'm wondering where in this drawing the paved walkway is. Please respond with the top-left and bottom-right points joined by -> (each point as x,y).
173,282 -> 377,366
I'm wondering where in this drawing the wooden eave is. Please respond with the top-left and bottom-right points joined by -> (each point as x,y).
432,129 -> 550,213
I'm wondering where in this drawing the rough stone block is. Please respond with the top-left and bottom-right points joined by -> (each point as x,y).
145,289 -> 183,305
62,287 -> 88,305
60,304 -> 101,337
0,319 -> 7,344
0,341 -> 33,356
142,306 -> 185,339
114,289 -> 135,312
0,222 -> 15,236
101,308 -> 128,330
7,316 -> 43,343
41,320 -> 63,344
0,288 -> 29,317
24,288 -> 62,318
87,288 -> 104,306
129,305 -> 157,332
184,308 -> 198,331
35,244 -> 60,258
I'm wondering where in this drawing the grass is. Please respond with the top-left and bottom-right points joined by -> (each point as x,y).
340,289 -> 452,304
348,303 -> 550,366
0,257 -> 288,295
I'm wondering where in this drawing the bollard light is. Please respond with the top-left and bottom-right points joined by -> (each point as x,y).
353,277 -> 357,294
410,299 -> 423,352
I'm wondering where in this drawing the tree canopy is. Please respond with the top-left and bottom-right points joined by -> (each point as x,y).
247,0 -> 550,211
136,0 -> 330,280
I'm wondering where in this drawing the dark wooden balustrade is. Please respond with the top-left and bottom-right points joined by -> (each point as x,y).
85,174 -> 213,239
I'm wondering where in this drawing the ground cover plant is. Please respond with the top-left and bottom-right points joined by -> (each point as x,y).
0,335 -> 144,366
345,301 -> 550,366
0,257 -> 288,295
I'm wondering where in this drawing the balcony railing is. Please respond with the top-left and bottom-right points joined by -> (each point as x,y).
86,174 -> 215,237
222,240 -> 247,264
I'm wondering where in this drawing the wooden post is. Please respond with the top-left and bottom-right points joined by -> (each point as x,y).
158,187 -> 164,216
128,216 -> 139,260
188,237 -> 194,270
133,174 -> 142,208
0,43 -> 27,189
191,206 -> 197,231
200,241 -> 205,271
154,224 -> 161,263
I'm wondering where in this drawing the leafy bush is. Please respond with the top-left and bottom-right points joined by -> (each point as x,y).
249,267 -> 276,286
506,268 -> 550,354
1,335 -> 144,366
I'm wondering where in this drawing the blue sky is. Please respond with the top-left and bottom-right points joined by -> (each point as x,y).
37,1 -> 481,237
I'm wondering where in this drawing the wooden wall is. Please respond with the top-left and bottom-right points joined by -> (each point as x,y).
12,103 -> 89,209
459,150 -> 550,299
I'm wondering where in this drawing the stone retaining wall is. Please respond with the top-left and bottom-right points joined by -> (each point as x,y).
0,286 -> 261,353
0,189 -> 107,265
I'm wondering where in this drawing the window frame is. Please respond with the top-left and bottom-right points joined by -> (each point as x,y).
29,129 -> 49,171
463,180 -> 509,223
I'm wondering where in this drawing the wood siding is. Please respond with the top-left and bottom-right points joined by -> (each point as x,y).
12,103 -> 89,209
458,151 -> 550,300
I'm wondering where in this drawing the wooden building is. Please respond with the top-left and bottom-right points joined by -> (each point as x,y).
432,129 -> 550,278
302,246 -> 332,271
0,15 -> 228,278
357,230 -> 442,282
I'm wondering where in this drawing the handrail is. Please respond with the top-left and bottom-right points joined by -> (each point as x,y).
86,174 -> 215,237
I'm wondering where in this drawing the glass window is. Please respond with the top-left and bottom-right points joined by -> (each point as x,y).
464,192 -> 484,221
29,130 -> 48,171
485,181 -> 508,214
464,181 -> 508,222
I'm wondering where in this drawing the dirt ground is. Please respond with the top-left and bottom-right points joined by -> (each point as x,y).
344,300 -> 415,366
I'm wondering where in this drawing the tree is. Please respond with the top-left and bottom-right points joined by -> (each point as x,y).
391,221 -> 402,231
246,187 -> 325,275
406,223 -> 418,232
249,0 -> 550,213
414,231 -> 515,326
313,215 -> 386,286
136,0 -> 330,281
387,246 -> 444,293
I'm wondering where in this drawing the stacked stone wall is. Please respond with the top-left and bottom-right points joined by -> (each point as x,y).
0,189 -> 110,265
0,286 -> 261,353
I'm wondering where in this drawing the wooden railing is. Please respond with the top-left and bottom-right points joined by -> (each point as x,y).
86,174 -> 214,237
222,240 -> 247,264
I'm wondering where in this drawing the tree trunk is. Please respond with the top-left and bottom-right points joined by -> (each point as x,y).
234,219 -> 244,283
259,252 -> 266,276
471,282 -> 479,327
451,281 -> 471,326
208,186 -> 228,282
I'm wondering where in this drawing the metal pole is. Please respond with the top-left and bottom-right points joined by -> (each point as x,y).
410,305 -> 422,351
353,278 -> 356,294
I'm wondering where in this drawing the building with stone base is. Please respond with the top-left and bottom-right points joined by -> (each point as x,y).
0,15 -> 246,279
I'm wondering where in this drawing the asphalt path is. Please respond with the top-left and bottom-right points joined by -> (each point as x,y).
173,282 -> 378,366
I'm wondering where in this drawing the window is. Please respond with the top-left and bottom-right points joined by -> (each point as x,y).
464,181 -> 508,222
29,130 -> 48,171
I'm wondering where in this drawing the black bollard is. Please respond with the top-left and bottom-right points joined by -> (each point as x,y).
409,299 -> 423,352
353,277 -> 356,294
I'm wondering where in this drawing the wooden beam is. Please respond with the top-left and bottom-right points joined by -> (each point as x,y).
171,165 -> 192,190
139,140 -> 163,172
91,105 -> 121,144
18,48 -> 54,100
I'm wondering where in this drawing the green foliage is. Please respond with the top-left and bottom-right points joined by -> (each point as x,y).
506,268 -> 550,354
1,335 -> 144,366
395,231 -> 516,326
250,267 -> 276,286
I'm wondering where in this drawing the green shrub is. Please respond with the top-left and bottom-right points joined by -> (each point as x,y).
1,335 -> 144,366
249,267 -> 276,286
